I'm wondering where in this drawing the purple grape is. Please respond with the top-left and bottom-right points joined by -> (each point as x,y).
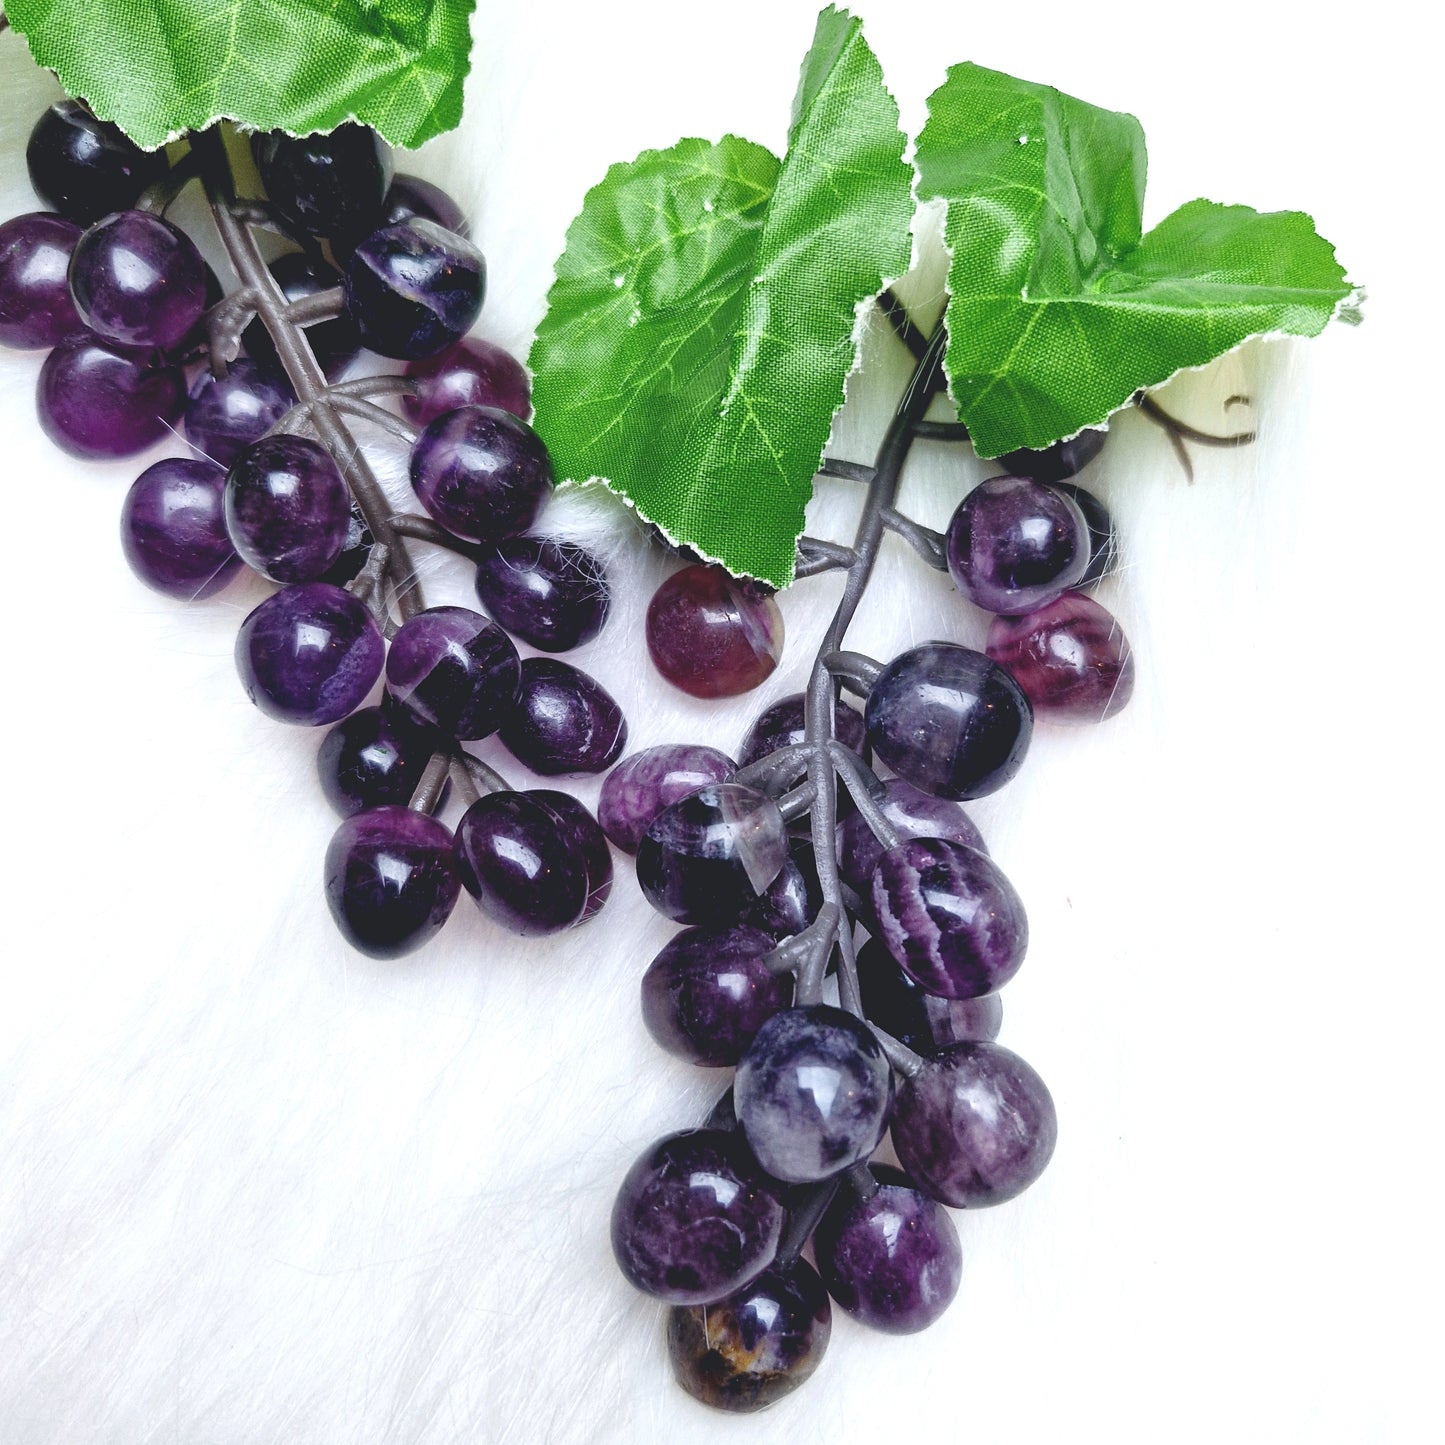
734,1005 -> 893,1183
68,210 -> 207,353
184,360 -> 296,469
344,218 -> 485,360
667,1257 -> 831,1412
380,174 -> 469,238
37,334 -> 185,459
498,658 -> 627,776
409,405 -> 553,545
27,100 -> 169,226
385,606 -> 520,741
864,642 -> 1032,801
997,427 -> 1107,483
746,844 -> 822,939
224,434 -> 352,583
324,806 -> 460,959
611,1128 -> 785,1305
891,1041 -> 1058,1208
640,925 -> 793,1066
402,336 -> 529,427
529,790 -> 613,921
647,564 -> 783,698
0,213 -> 83,348
235,582 -> 384,726
472,536 -> 609,652
855,938 -> 1003,1054
737,692 -> 865,769
120,457 -> 241,600
243,253 -> 361,381
812,1165 -> 962,1333
316,701 -> 440,818
597,745 -> 737,854
836,778 -> 987,901
1050,481 -> 1118,586
253,124 -> 392,240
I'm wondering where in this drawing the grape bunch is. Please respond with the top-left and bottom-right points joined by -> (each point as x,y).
0,100 -> 626,957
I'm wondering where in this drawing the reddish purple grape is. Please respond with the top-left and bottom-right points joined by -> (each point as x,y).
472,536 -> 609,652
0,213 -> 83,349
185,360 -> 296,470
385,606 -> 520,741
1050,482 -> 1118,586
243,253 -> 361,381
253,124 -> 392,240
224,434 -> 352,583
379,174 -> 469,237
836,778 -> 987,901
647,565 -> 783,699
120,457 -> 241,600
855,938 -> 1003,1054
37,334 -> 185,459
403,336 -> 529,427
498,658 -> 627,776
997,427 -> 1106,483
737,692 -> 864,768
27,100 -> 169,226
316,701 -> 440,818
597,745 -> 736,854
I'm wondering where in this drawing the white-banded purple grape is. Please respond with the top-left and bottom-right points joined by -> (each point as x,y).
647,564 -> 784,698
323,806 -> 461,959
472,536 -> 609,652
403,336 -> 529,427
854,938 -> 1003,1053
891,1041 -> 1058,1208
385,606 -> 520,741
946,474 -> 1090,614
498,658 -> 627,777
746,843 -> 822,939
611,1128 -> 786,1306
641,925 -> 793,1067
871,837 -> 1028,1000
242,253 -> 362,381
120,457 -> 241,601
224,434 -> 352,583
1050,481 -> 1119,587
734,1005 -> 893,1183
379,174 -> 469,238
997,426 -> 1107,483
37,334 -> 186,459
812,1165 -> 962,1334
26,100 -> 169,226
666,1256 -> 831,1412
864,642 -> 1032,801
316,701 -> 441,818
409,404 -> 553,545
67,209 -> 207,353
252,124 -> 392,240
235,582 -> 384,726
636,783 -> 788,925
185,360 -> 296,470
597,745 -> 737,854
0,213 -> 83,348
737,692 -> 865,769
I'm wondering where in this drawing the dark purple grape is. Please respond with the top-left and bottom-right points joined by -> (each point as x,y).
737,692 -> 865,769
667,1257 -> 831,1412
316,701 -> 439,818
855,939 -> 1003,1054
253,124 -> 392,239
402,336 -> 529,427
812,1165 -> 962,1333
946,474 -> 1090,615
385,606 -> 520,740
409,404 -> 552,545
597,745 -> 737,854
324,806 -> 460,959
611,1128 -> 785,1305
986,591 -> 1135,723
224,434 -> 351,583
343,218 -> 485,360
837,778 -> 987,902
379,174 -> 469,237
316,505 -> 374,587
641,925 -> 793,1067
235,582 -> 384,726
872,837 -> 1028,1000
1050,482 -> 1118,587
242,253 -> 361,381
864,642 -> 1032,801
498,658 -> 627,776
185,360 -> 296,469
891,1041 -> 1057,1208
27,100 -> 169,226
0,213 -> 83,348
637,783 -> 788,925
529,791 -> 613,921
997,427 -> 1107,483
746,844 -> 822,939
734,1005 -> 893,1183
647,564 -> 783,698
472,536 -> 609,652
37,334 -> 185,459
120,457 -> 241,600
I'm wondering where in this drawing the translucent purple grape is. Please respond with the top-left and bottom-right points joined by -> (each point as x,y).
385,606 -> 520,740
316,701 -> 440,818
37,334 -> 185,459
597,745 -> 737,854
997,427 -> 1107,483
120,457 -> 241,600
252,124 -> 392,240
243,253 -> 361,381
737,692 -> 865,769
745,844 -> 822,939
836,778 -> 987,901
380,174 -> 469,238
224,434 -> 352,583
0,213 -> 83,349
498,659 -> 627,776
1051,481 -> 1118,587
185,360 -> 296,470
403,336 -> 529,427
855,939 -> 1003,1054
27,100 -> 169,226
647,564 -> 783,698
472,536 -> 609,652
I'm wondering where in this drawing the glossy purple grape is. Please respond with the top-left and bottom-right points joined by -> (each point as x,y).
812,1165 -> 962,1333
224,434 -> 351,583
641,925 -> 793,1067
738,692 -> 865,769
409,405 -> 553,545
344,219 -> 485,360
855,938 -> 1003,1054
986,591 -> 1136,723
324,806 -> 460,959
472,536 -> 609,652
380,174 -> 469,238
529,790 -> 613,921
647,565 -> 783,698
235,582 -> 384,726
667,1257 -> 831,1412
872,837 -> 1028,1000
385,606 -> 520,740
316,701 -> 439,818
891,1041 -> 1058,1208
242,253 -> 361,381
37,334 -> 185,459
946,474 -> 1090,614
402,336 -> 529,427
498,659 -> 627,776
746,844 -> 822,940
837,778 -> 987,902
637,783 -> 788,925
0,213 -> 83,348
734,1005 -> 893,1183
253,124 -> 392,239
184,361 -> 296,470
998,427 -> 1107,483
597,745 -> 737,854
1050,482 -> 1118,587
120,457 -> 241,600
611,1128 -> 785,1305
864,642 -> 1032,801
27,100 -> 169,226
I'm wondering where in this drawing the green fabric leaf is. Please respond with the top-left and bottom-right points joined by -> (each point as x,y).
915,63 -> 1355,457
6,0 -> 475,150
528,5 -> 913,588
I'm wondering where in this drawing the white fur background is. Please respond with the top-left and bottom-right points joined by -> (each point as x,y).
1,3 -> 1437,1441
